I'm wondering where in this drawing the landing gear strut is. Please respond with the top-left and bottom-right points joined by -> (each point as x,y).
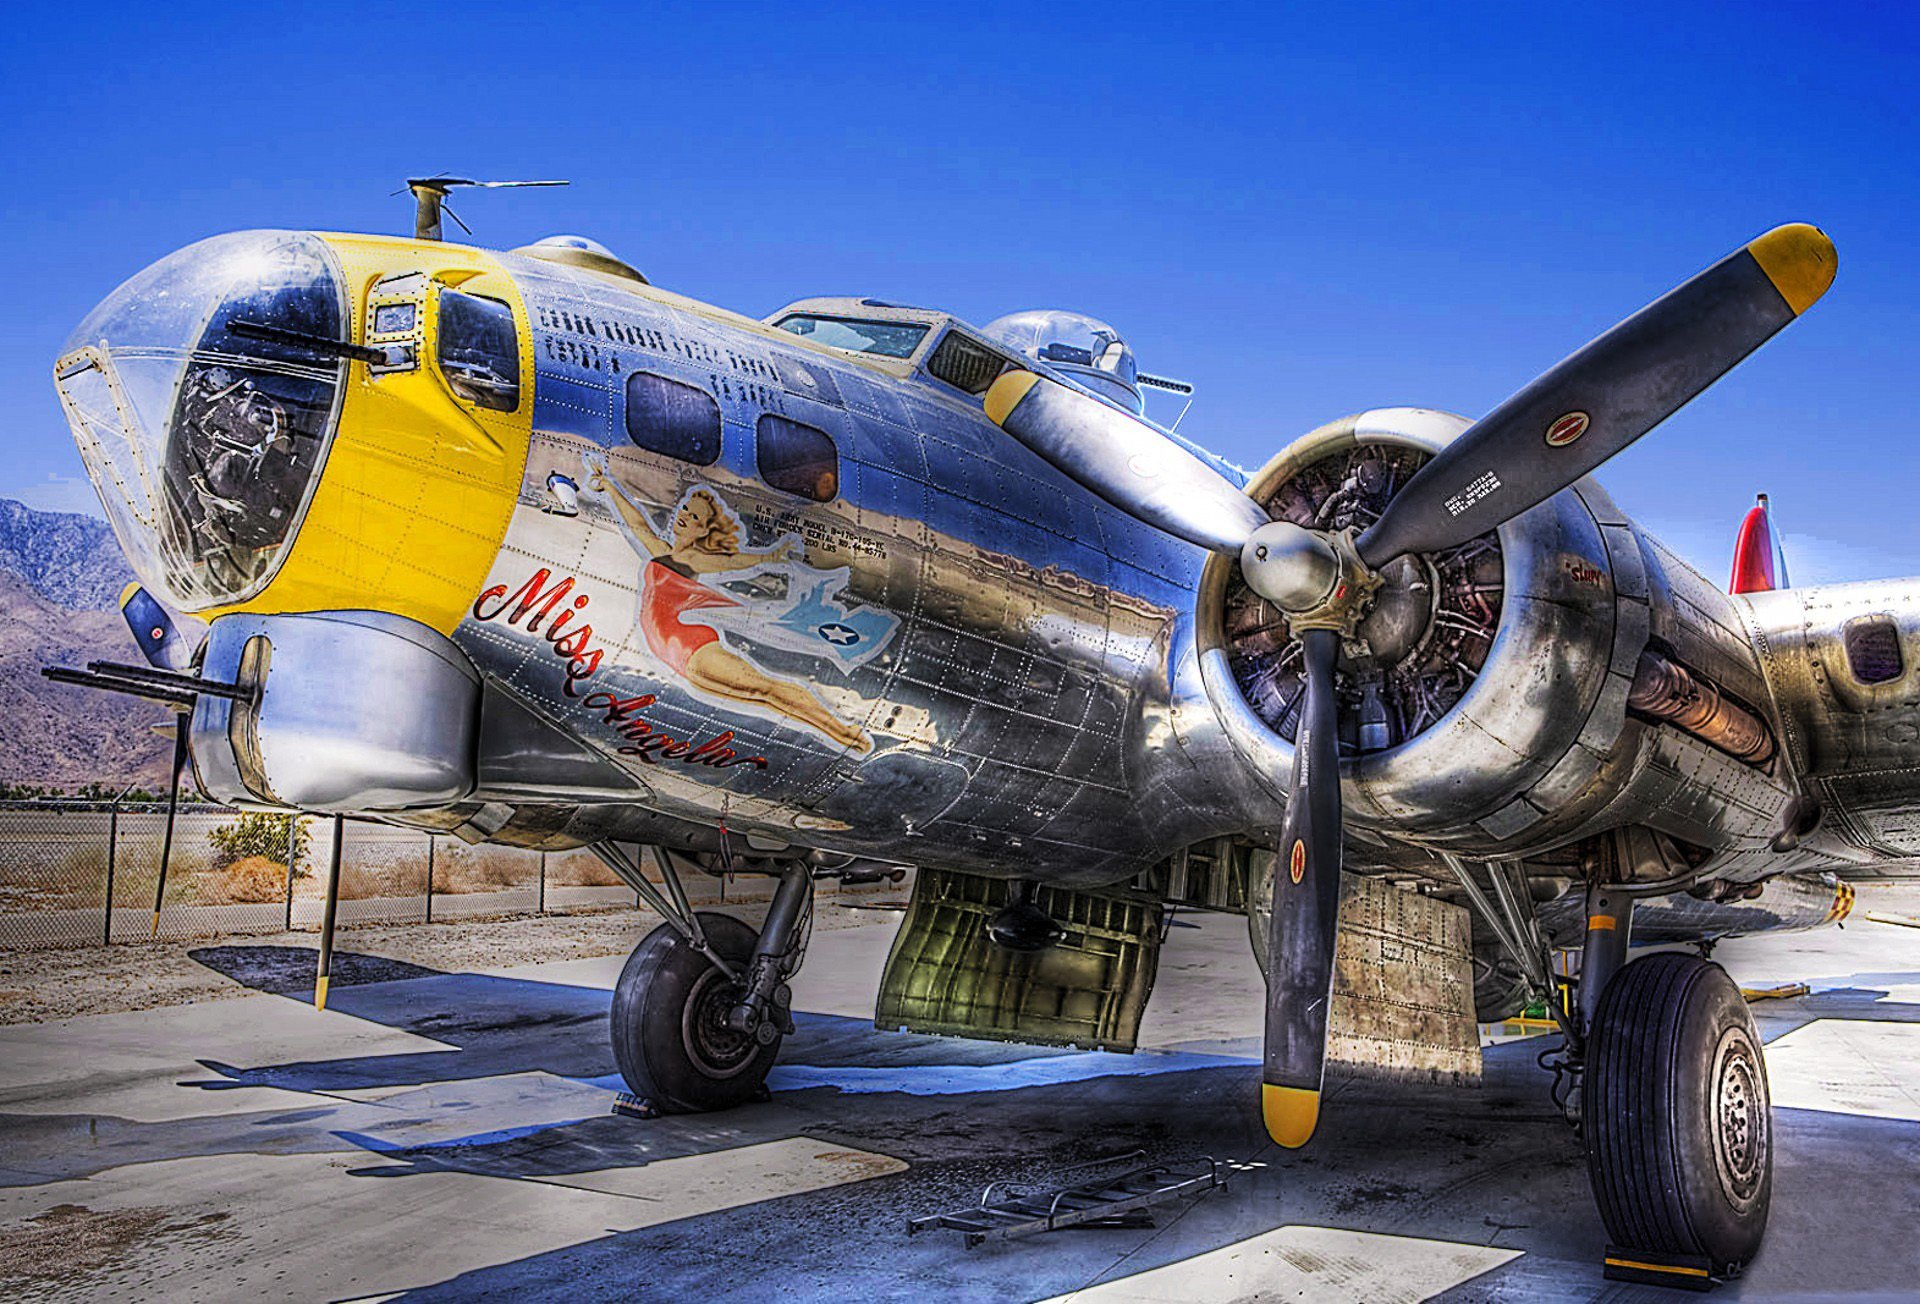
1450,857 -> 1774,1282
593,844 -> 814,1113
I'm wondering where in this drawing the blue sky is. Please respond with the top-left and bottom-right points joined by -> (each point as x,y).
1,1 -> 1912,583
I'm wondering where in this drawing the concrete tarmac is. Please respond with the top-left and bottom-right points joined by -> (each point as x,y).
1,896 -> 1916,1301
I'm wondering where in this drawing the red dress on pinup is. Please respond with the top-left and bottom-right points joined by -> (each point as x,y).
641,556 -> 741,674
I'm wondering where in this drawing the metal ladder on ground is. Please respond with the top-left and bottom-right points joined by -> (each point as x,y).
906,1153 -> 1237,1248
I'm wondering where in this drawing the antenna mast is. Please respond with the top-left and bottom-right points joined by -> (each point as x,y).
401,176 -> 570,241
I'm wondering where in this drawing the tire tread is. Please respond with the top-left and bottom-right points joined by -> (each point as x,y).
1584,950 -> 1768,1271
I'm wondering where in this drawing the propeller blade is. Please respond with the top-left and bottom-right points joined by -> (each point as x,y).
983,371 -> 1271,554
1356,223 -> 1836,568
315,814 -> 344,1011
119,584 -> 190,672
148,723 -> 189,939
1262,627 -> 1346,1147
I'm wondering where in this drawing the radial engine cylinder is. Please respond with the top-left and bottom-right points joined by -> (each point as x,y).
1196,408 -> 1633,855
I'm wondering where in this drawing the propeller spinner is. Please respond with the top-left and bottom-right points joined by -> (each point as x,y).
983,223 -> 1836,1147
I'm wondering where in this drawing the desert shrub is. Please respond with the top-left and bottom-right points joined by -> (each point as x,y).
218,855 -> 288,904
209,813 -> 309,875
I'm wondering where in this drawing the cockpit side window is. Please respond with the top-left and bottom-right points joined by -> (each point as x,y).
625,372 -> 721,465
774,314 -> 930,360
757,414 -> 838,502
437,290 -> 520,411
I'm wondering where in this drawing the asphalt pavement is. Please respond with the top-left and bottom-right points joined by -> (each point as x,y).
1,892 -> 1915,1301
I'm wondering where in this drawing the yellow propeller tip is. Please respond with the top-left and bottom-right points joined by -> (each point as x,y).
148,910 -> 160,939
1261,1083 -> 1322,1148
983,370 -> 1042,427
314,976 -> 330,1012
118,582 -> 144,609
1748,223 -> 1837,315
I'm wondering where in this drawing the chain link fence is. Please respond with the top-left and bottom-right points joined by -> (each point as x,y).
0,802 -> 883,950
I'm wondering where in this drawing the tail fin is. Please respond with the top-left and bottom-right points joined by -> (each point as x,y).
1730,494 -> 1790,594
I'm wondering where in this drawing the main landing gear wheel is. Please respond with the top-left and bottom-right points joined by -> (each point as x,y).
1584,951 -> 1771,1276
610,912 -> 782,1113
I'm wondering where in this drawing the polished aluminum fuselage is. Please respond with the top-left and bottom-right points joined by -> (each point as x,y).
454,256 -> 1257,885
432,255 -> 1920,891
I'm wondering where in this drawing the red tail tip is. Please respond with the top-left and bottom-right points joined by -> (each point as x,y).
1730,494 -> 1784,594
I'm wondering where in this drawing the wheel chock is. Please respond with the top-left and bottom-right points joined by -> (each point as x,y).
1603,1245 -> 1721,1291
611,1091 -> 661,1119
1740,983 -> 1809,1002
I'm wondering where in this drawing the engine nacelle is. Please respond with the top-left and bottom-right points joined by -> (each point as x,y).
1195,408 -> 1650,857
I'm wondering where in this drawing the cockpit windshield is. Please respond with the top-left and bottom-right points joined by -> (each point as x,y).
773,313 -> 930,359
54,231 -> 345,609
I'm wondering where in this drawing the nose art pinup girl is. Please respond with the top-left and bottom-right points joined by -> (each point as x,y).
590,466 -> 872,753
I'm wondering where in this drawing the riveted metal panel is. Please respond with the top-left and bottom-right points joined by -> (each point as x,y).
1475,797 -> 1546,840
1576,670 -> 1636,756
1247,868 -> 1480,1086
1610,593 -> 1651,670
1601,524 -> 1648,601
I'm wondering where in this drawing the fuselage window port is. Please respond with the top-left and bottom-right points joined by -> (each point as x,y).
437,291 -> 520,411
1843,616 -> 1905,684
625,371 -> 722,465
927,329 -> 1013,396
757,414 -> 839,502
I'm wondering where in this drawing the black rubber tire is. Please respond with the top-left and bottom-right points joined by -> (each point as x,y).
1584,951 -> 1771,1274
610,913 -> 781,1113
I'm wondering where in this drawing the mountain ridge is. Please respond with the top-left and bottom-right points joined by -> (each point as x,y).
0,498 -> 135,610
0,499 -> 170,791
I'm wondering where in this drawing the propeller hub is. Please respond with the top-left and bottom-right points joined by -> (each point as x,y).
1240,521 -> 1341,611
1241,522 -> 1384,636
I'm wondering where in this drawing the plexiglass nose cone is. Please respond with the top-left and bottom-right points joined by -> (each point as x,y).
54,230 -> 346,610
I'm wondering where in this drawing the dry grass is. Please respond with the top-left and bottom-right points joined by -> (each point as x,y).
547,851 -> 622,888
216,856 -> 287,904
433,845 -> 539,895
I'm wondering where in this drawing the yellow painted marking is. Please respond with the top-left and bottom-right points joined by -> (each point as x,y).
1261,1083 -> 1320,1148
314,975 -> 331,1012
1492,1016 -> 1562,1037
983,370 -> 1042,426
1865,910 -> 1920,930
1606,1255 -> 1711,1278
203,234 -> 534,635
1586,914 -> 1617,931
1746,222 -> 1837,315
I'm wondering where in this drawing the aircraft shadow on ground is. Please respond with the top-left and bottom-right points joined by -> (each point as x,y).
4,947 -> 1917,1300
1,944 -> 1913,1199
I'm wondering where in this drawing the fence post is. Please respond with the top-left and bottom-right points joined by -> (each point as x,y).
285,815 -> 297,932
103,804 -> 119,946
538,850 -> 547,915
425,834 -> 436,924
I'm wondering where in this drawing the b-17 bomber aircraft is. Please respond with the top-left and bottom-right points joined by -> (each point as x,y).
48,180 -> 1911,1286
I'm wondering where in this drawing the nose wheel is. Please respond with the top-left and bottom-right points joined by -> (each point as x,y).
609,912 -> 784,1113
